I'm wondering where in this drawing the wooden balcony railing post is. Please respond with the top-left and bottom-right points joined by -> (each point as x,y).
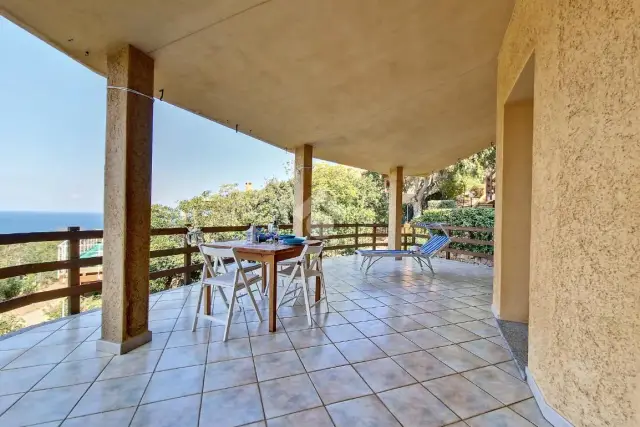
183,223 -> 192,285
354,224 -> 359,249
67,226 -> 81,315
372,226 -> 377,250
412,226 -> 416,246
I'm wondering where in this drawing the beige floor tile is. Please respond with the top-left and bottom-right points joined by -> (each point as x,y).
141,365 -> 204,403
437,299 -> 471,310
408,312 -> 450,327
0,364 -> 55,396
329,301 -> 362,312
392,350 -> 455,381
173,316 -> 212,331
69,373 -> 151,418
250,333 -> 293,356
335,338 -> 386,363
353,320 -> 396,337
326,395 -> 401,427
0,393 -> 23,415
466,407 -> 536,427
496,360 -> 523,379
201,383 -> 264,427
0,332 -> 52,351
457,321 -> 499,338
309,365 -> 372,404
378,383 -> 459,427
4,343 -> 78,369
312,312 -> 349,327
433,310 -> 475,324
207,338 -> 252,362
148,319 -> 178,333
364,306 -> 402,319
460,339 -> 511,364
341,309 -> 378,323
462,366 -> 532,405
267,407 -> 334,427
97,350 -> 161,380
0,349 -> 26,369
61,407 -> 136,427
0,383 -> 89,427
455,307 -> 492,320
428,345 -> 491,372
203,357 -> 257,392
414,301 -> 449,312
353,298 -> 386,309
423,374 -> 502,419
353,357 -> 416,392
209,323 -> 249,341
132,395 -> 201,427
385,303 -> 425,316
370,333 -> 421,356
254,350 -> 305,381
166,328 -> 210,348
382,316 -> 425,333
510,398 -> 553,427
33,357 -> 111,390
156,343 -> 207,371
487,335 -> 510,349
35,328 -> 97,347
431,325 -> 481,343
323,324 -> 366,342
403,329 -> 452,350
280,315 -> 313,332
246,320 -> 282,337
287,328 -> 331,349
62,342 -> 112,362
129,332 -> 170,353
259,373 -> 322,418
297,344 -> 348,371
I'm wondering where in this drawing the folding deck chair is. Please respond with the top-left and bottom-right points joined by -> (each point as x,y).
356,223 -> 451,274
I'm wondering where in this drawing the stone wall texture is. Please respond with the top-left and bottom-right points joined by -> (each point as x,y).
496,1 -> 640,425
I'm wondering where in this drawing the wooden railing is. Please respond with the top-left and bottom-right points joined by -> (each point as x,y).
0,223 -> 492,315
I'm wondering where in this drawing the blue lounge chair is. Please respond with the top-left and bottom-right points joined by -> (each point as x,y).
356,223 -> 451,274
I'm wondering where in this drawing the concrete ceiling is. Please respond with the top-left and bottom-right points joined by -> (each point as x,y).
1,0 -> 514,175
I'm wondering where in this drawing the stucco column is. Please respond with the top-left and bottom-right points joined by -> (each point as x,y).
388,166 -> 403,256
96,45 -> 154,355
293,145 -> 312,237
493,100 -> 533,323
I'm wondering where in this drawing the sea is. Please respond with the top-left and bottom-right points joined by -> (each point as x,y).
0,211 -> 104,234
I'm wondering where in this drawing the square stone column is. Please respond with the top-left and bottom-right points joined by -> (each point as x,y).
388,166 -> 403,255
293,145 -> 312,237
97,45 -> 154,355
493,100 -> 533,323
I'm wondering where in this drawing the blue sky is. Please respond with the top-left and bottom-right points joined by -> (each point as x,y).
0,17 -> 292,213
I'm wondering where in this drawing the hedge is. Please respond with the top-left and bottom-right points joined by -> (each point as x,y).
412,208 -> 494,255
427,200 -> 456,209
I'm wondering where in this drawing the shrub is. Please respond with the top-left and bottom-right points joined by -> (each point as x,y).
413,208 -> 494,254
0,314 -> 25,336
427,200 -> 456,209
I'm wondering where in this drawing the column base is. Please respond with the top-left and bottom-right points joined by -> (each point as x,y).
96,330 -> 152,355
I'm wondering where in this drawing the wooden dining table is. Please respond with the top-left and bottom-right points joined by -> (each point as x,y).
203,240 -> 322,332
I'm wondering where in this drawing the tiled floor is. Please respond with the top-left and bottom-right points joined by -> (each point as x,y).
0,256 -> 551,427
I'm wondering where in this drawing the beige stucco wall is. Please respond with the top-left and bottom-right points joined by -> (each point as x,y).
496,1 -> 640,426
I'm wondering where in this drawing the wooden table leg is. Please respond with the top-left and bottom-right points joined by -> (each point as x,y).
268,256 -> 278,332
204,287 -> 212,315
261,263 -> 267,294
315,277 -> 321,303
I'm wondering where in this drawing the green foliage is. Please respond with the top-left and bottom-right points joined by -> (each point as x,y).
427,200 -> 456,209
0,314 -> 25,335
0,242 -> 58,302
414,208 -> 494,254
42,295 -> 103,321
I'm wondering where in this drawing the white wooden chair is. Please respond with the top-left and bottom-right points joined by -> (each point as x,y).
192,244 -> 263,341
276,243 -> 329,326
